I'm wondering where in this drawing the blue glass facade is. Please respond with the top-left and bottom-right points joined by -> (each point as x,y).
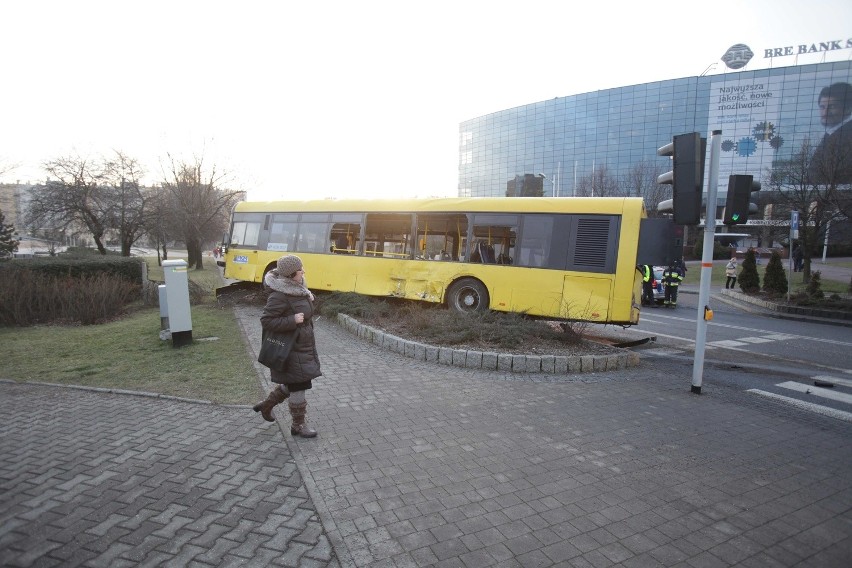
459,61 -> 852,205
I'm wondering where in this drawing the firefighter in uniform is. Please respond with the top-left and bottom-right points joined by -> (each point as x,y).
662,263 -> 684,307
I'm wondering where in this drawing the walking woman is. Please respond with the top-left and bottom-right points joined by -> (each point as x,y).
253,255 -> 321,438
725,256 -> 738,290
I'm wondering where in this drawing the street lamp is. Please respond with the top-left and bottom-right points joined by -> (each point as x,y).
539,173 -> 556,197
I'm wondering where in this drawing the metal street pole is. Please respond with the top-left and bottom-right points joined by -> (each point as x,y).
788,210 -> 799,302
692,129 -> 722,394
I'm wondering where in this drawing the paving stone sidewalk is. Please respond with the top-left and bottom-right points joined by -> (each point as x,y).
237,306 -> 852,567
3,304 -> 852,567
0,381 -> 338,567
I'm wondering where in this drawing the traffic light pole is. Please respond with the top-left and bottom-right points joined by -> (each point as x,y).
691,129 -> 722,394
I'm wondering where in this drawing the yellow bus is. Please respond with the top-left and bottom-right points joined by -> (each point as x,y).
219,197 -> 646,325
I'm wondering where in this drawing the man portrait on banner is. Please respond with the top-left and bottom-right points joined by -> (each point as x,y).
809,82 -> 852,185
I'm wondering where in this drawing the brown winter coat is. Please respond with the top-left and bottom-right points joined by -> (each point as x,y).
260,288 -> 321,387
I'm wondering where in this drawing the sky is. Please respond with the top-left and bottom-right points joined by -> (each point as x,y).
2,0 -> 851,201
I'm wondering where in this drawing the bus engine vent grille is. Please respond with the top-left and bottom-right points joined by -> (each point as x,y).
573,218 -> 610,268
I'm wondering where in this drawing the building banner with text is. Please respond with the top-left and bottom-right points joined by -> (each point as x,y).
708,69 -> 852,195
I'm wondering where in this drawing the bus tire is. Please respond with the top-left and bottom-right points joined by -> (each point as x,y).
446,278 -> 489,313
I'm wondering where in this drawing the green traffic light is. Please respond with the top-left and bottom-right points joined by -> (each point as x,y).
732,213 -> 740,221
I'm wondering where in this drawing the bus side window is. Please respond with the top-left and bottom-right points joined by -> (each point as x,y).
471,214 -> 517,265
471,241 -> 495,263
364,213 -> 412,259
415,213 -> 467,261
330,218 -> 362,255
332,235 -> 348,253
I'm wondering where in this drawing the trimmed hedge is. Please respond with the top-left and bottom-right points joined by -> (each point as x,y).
0,256 -> 144,282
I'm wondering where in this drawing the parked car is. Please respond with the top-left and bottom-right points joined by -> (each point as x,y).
652,266 -> 666,304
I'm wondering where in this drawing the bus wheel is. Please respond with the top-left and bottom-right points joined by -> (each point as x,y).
447,278 -> 489,313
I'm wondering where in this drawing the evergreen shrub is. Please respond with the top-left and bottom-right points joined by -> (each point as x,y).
762,250 -> 788,296
738,248 -> 760,293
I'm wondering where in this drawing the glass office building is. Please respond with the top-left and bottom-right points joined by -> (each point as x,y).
458,60 -> 852,204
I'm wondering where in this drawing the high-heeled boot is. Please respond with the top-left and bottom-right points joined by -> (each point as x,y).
288,401 -> 318,438
252,388 -> 289,422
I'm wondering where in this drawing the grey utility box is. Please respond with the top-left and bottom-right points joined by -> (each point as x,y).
162,259 -> 193,347
158,284 -> 169,331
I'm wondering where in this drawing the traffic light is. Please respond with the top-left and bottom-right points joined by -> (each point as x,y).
723,174 -> 761,225
657,132 -> 706,226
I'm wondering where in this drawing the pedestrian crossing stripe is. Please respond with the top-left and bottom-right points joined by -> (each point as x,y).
761,333 -> 797,341
747,389 -> 852,423
708,339 -> 748,348
813,375 -> 852,388
708,336 -> 778,348
776,381 -> 852,404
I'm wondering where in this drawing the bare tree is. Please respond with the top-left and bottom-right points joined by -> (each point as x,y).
765,138 -> 846,282
27,154 -> 111,254
574,165 -> 623,197
102,151 -> 148,256
623,160 -> 669,216
0,159 -> 19,178
143,184 -> 176,265
159,154 -> 242,269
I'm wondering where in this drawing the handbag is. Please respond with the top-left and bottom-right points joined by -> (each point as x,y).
257,329 -> 298,372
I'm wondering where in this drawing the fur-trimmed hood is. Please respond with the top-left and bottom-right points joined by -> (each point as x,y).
264,269 -> 314,299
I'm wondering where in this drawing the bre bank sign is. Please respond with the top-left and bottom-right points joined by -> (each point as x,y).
721,37 -> 852,70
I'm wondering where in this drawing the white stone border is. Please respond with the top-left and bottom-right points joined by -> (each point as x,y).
336,313 -> 639,374
720,289 -> 852,321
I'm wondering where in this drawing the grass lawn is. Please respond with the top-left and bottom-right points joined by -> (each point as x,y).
0,258 -> 262,405
683,259 -> 849,294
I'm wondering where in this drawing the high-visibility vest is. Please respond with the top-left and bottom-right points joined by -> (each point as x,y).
642,265 -> 651,282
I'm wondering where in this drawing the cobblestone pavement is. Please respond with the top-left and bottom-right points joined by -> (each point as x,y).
2,302 -> 852,567
0,382 -> 338,567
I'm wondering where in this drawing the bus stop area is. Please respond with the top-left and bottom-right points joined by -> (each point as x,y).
2,303 -> 851,567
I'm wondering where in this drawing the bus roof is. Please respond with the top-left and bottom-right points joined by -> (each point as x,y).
234,197 -> 646,215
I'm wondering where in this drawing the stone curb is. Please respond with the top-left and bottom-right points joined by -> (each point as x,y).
0,379 -> 252,408
720,289 -> 852,321
336,313 -> 639,374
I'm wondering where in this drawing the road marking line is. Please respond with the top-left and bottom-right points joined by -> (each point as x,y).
813,375 -> 852,388
777,381 -> 852,404
747,389 -> 852,422
708,340 -> 748,348
738,337 -> 775,344
762,333 -> 797,341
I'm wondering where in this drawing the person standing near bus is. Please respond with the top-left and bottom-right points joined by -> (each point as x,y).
638,264 -> 653,306
725,256 -> 738,290
253,254 -> 322,438
662,263 -> 683,307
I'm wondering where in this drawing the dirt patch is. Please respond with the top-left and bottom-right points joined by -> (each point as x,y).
222,287 -> 633,358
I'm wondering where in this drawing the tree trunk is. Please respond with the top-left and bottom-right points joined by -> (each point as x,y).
185,238 -> 204,269
93,233 -> 107,255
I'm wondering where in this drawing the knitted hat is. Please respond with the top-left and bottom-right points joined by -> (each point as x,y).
276,255 -> 303,276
